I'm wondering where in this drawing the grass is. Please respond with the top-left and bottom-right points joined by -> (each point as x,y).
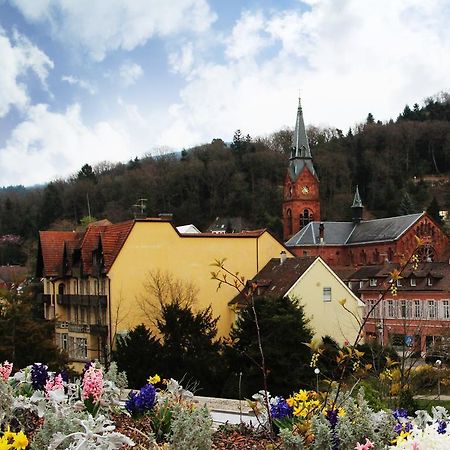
415,398 -> 450,413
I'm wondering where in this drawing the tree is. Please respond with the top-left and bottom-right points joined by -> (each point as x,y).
38,182 -> 63,229
114,324 -> 162,388
156,300 -> 223,395
138,270 -> 224,395
77,163 -> 97,182
398,191 -> 418,215
427,196 -> 443,224
0,288 -> 67,369
223,296 -> 313,398
366,113 -> 375,124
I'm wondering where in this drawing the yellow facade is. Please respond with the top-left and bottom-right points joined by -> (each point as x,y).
285,258 -> 364,345
107,221 -> 291,344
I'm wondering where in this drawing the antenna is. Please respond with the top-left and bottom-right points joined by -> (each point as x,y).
132,198 -> 147,218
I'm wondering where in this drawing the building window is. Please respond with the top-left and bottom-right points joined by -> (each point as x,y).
359,281 -> 364,289
410,278 -> 416,287
86,279 -> 91,295
323,287 -> 332,302
400,300 -> 407,318
75,338 -> 88,359
444,301 -> 450,319
369,278 -> 377,287
396,279 -> 402,287
427,277 -> 433,286
388,300 -> 395,318
80,280 -> 85,295
414,300 -> 421,318
57,333 -> 68,351
367,299 -> 377,318
428,300 -> 437,319
100,279 -> 106,295
46,280 -> 51,294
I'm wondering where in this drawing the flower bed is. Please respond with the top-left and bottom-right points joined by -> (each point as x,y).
2,359 -> 450,449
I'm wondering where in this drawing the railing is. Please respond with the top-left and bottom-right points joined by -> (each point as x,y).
38,293 -> 51,304
55,321 -> 108,335
56,294 -> 107,307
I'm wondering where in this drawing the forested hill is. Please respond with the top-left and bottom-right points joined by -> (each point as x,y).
1,93 -> 449,268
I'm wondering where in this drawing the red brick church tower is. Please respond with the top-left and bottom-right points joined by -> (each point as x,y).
282,98 -> 320,240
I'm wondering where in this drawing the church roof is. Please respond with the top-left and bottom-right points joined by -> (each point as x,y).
286,212 -> 424,247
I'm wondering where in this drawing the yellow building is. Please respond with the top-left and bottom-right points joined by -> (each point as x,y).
36,218 -> 291,368
231,256 -> 364,345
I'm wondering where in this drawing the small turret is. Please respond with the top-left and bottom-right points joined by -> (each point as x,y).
352,186 -> 364,223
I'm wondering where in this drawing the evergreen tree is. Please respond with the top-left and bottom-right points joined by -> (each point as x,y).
427,196 -> 443,224
38,182 -> 63,228
156,300 -> 223,395
114,324 -> 161,388
366,113 -> 375,124
398,191 -> 418,215
223,296 -> 313,398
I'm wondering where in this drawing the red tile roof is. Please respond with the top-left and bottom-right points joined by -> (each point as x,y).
38,220 -> 135,277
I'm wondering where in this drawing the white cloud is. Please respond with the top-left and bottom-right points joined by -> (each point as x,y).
0,27 -> 53,117
225,11 -> 270,60
62,75 -> 96,94
10,0 -> 217,60
161,0 -> 450,147
168,42 -> 194,76
0,103 -> 131,186
119,62 -> 143,87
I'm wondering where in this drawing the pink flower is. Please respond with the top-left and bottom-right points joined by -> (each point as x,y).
355,438 -> 374,450
45,374 -> 64,398
0,361 -> 13,380
82,365 -> 103,402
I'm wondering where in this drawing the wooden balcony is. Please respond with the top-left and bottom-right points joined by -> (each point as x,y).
56,294 -> 107,307
55,321 -> 108,335
38,293 -> 51,304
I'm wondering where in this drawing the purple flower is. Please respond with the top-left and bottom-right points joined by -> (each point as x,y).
270,397 -> 293,420
326,409 -> 339,427
31,363 -> 49,390
437,420 -> 447,434
125,383 -> 156,416
393,408 -> 408,420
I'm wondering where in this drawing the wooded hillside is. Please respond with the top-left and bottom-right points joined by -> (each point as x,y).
1,93 -> 449,268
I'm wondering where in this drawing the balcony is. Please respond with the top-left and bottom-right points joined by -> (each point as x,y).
56,294 -> 107,307
55,321 -> 108,336
38,293 -> 51,304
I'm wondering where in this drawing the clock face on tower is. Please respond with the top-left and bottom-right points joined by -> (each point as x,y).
301,185 -> 310,195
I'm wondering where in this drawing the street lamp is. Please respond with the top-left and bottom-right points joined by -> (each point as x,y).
435,359 -> 442,400
314,367 -> 320,392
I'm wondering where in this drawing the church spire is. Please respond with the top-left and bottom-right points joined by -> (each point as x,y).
351,185 -> 364,223
288,96 -> 317,180
293,96 -> 312,159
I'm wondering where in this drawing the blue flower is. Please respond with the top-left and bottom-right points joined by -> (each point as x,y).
31,363 -> 48,390
270,397 -> 293,420
393,408 -> 408,420
125,383 -> 156,416
437,420 -> 447,434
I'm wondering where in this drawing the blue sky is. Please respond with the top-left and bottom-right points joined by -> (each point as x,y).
0,0 -> 449,187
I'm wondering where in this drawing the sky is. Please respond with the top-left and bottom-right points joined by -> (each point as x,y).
0,0 -> 449,188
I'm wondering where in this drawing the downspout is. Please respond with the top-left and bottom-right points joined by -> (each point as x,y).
107,275 -> 112,363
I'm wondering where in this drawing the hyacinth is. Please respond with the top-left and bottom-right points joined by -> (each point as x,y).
82,364 -> 104,402
125,383 -> 157,416
31,363 -> 49,390
0,361 -> 13,381
389,423 -> 450,449
270,397 -> 293,420
45,373 -> 64,398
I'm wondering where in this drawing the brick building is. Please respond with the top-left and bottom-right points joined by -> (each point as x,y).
282,102 -> 449,266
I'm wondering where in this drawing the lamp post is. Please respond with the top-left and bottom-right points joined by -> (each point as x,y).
436,359 -> 442,400
314,367 -> 320,393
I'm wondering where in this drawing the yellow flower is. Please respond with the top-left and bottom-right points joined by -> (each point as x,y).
12,431 -> 28,449
148,374 -> 161,385
338,407 -> 345,417
3,426 -> 14,440
286,397 -> 294,407
0,436 -> 10,450
296,390 -> 308,402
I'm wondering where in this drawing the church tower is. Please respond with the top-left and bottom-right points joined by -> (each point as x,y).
282,97 -> 320,240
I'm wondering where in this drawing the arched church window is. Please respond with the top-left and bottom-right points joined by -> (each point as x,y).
360,250 -> 367,265
387,247 -> 394,262
287,209 -> 292,235
300,209 -> 312,228
372,249 -> 379,264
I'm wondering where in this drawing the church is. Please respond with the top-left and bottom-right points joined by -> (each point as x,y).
282,99 -> 449,267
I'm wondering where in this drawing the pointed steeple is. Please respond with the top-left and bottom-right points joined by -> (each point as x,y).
352,185 -> 363,208
293,96 -> 312,159
288,96 -> 317,180
351,185 -> 364,223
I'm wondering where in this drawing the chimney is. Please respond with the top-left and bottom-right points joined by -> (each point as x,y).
158,213 -> 173,221
319,222 -> 325,244
280,251 -> 287,265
